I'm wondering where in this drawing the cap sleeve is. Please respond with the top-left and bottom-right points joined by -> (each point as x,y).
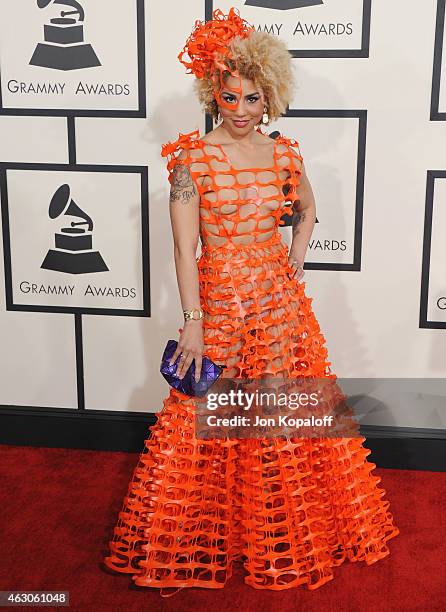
160,129 -> 203,185
275,133 -> 303,175
273,134 -> 304,222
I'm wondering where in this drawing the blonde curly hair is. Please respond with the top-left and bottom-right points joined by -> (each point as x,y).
193,30 -> 295,124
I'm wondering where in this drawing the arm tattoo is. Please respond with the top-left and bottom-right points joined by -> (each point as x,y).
292,207 -> 306,238
170,163 -> 197,205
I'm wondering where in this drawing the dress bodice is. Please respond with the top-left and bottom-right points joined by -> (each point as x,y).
161,127 -> 303,250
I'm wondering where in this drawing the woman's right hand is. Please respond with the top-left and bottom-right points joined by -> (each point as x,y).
169,321 -> 204,383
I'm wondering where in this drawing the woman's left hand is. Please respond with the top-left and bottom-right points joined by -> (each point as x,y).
287,254 -> 305,281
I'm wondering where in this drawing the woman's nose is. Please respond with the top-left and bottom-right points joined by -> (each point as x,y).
234,100 -> 247,116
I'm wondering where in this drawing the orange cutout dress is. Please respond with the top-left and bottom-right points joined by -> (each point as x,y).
103,127 -> 399,594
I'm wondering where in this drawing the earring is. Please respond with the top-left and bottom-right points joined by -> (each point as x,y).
262,107 -> 269,125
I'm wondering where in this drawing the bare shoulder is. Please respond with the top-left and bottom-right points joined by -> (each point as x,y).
195,128 -> 228,160
254,131 -> 275,146
198,126 -> 224,147
199,131 -> 213,144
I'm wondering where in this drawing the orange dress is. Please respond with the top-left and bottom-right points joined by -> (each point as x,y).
103,127 -> 399,594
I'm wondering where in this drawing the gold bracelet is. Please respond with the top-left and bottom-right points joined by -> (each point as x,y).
183,308 -> 203,321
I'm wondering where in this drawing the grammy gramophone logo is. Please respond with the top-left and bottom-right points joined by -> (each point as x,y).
29,0 -> 101,71
245,0 -> 324,8
41,184 -> 108,275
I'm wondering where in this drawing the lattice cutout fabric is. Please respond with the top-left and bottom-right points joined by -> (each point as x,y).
104,128 -> 399,595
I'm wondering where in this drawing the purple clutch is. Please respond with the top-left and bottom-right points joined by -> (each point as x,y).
160,339 -> 225,397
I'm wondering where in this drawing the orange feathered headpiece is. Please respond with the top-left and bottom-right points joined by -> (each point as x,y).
178,7 -> 255,111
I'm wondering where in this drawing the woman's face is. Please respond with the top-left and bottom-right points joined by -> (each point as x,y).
217,75 -> 265,136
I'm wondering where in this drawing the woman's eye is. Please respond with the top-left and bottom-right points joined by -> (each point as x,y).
223,96 -> 237,104
248,97 -> 260,103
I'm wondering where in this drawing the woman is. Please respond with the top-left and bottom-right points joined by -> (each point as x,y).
104,7 -> 399,596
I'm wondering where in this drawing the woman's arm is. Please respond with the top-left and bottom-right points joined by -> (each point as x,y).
167,156 -> 204,381
288,160 -> 317,279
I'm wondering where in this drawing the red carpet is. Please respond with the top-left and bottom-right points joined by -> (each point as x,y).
0,443 -> 445,611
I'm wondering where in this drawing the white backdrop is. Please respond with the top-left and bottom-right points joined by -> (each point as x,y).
0,0 -> 445,430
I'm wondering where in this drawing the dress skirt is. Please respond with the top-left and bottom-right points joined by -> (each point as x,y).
103,231 -> 399,594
